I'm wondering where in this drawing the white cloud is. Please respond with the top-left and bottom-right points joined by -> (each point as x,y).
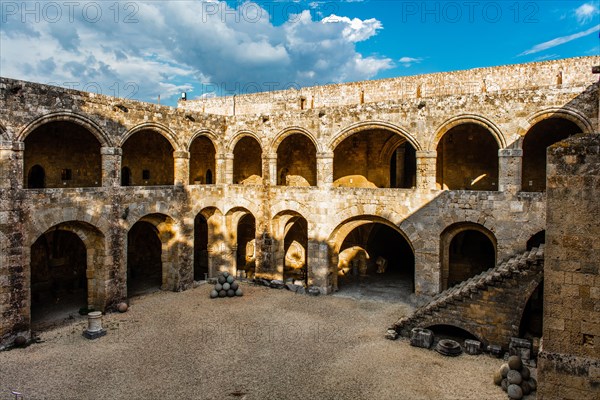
0,1 -> 390,104
575,3 -> 600,24
321,14 -> 383,42
519,25 -> 600,55
398,57 -> 423,67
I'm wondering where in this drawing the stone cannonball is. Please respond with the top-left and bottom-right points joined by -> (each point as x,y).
501,379 -> 508,392
227,275 -> 234,284
223,282 -> 231,291
210,289 -> 218,298
218,276 -> 226,284
521,380 -> 531,395
520,366 -> 530,380
215,283 -> 223,291
231,282 -> 239,290
508,355 -> 523,370
507,384 -> 523,400
493,370 -> 503,386
218,290 -> 227,298
507,370 -> 522,385
235,288 -> 243,296
117,302 -> 128,313
500,363 -> 510,378
222,271 -> 229,278
226,289 -> 235,297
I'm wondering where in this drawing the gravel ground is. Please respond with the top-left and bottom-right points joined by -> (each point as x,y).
0,283 -> 512,400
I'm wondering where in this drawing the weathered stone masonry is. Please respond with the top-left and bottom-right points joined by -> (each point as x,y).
0,56 -> 598,347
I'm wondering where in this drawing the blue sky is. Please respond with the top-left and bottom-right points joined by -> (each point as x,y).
1,1 -> 598,106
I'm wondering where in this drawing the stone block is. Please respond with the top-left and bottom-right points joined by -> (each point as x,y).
464,339 -> 482,355
410,328 -> 433,349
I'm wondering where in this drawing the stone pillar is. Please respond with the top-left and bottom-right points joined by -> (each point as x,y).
265,153 -> 277,186
416,150 -> 437,190
316,152 -> 334,188
0,141 -> 23,189
101,147 -> 122,187
307,239 -> 332,293
173,151 -> 190,187
224,153 -> 234,184
498,148 -> 522,193
537,134 -> 600,399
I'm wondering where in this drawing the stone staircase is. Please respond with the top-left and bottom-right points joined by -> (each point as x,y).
393,245 -> 545,348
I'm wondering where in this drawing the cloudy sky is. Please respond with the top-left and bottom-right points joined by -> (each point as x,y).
1,1 -> 598,106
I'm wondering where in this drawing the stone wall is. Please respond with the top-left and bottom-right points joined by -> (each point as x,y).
538,134 -> 600,400
181,57 -> 599,116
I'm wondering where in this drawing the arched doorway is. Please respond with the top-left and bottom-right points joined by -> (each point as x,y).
27,164 -> 45,188
276,134 -> 317,186
30,221 -> 105,327
519,281 -> 544,339
189,136 -> 216,184
333,129 -> 417,188
283,216 -> 308,283
121,130 -> 174,186
522,118 -> 582,192
24,121 -> 102,188
332,218 -> 415,301
440,223 -> 497,290
233,137 -> 262,184
127,221 -> 162,296
194,214 -> 209,281
436,123 -> 499,190
31,229 -> 87,325
236,214 -> 256,278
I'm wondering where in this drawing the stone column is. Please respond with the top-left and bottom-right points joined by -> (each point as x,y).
173,151 -> 190,187
316,152 -> 334,188
0,141 -> 23,189
215,153 -> 226,184
307,239 -> 332,293
224,153 -> 234,184
416,150 -> 437,190
498,148 -> 522,193
265,153 -> 277,186
101,147 -> 122,187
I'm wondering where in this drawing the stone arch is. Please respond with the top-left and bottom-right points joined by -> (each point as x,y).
121,125 -> 176,186
423,321 -> 485,344
120,122 -> 181,151
520,110 -> 588,192
431,114 -> 506,150
328,121 -> 422,152
28,220 -> 108,324
272,210 -> 310,283
186,129 -> 222,154
17,112 -> 113,147
188,130 -> 218,185
331,122 -> 420,188
226,130 -> 264,154
270,127 -> 322,154
274,131 -> 318,186
127,213 -> 182,295
519,107 -> 594,137
230,133 -> 263,184
435,119 -> 501,190
223,207 -> 256,278
328,215 -> 415,293
29,207 -> 111,245
440,222 -> 497,291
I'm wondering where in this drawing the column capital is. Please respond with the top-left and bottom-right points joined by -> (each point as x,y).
316,151 -> 334,159
264,153 -> 277,160
100,146 -> 122,156
173,150 -> 190,159
498,148 -> 523,157
416,150 -> 437,158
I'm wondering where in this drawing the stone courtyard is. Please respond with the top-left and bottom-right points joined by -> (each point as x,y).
1,55 -> 599,399
0,284 -> 511,400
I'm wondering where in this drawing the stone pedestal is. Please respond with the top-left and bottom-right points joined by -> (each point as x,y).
410,328 -> 434,349
83,311 -> 106,339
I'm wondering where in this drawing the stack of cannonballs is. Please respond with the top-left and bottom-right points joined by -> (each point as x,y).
494,355 -> 537,399
210,271 -> 243,298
